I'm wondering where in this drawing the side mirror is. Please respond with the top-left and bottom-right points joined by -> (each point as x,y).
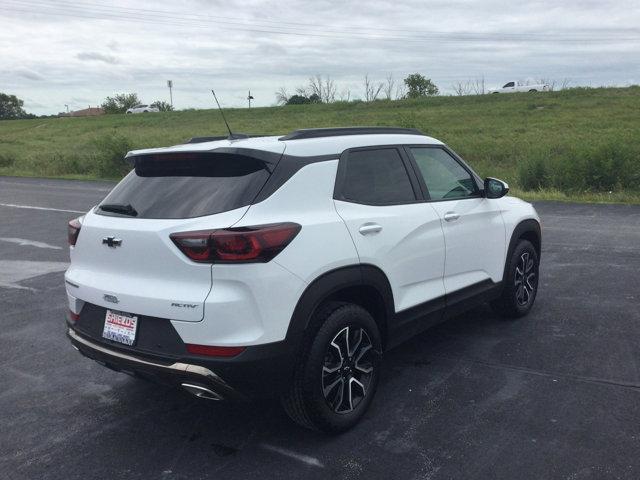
484,177 -> 509,199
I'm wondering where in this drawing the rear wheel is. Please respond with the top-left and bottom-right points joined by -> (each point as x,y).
491,240 -> 539,318
282,302 -> 382,433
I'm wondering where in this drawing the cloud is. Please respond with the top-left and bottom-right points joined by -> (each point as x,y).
0,0 -> 638,114
14,67 -> 44,81
76,52 -> 120,64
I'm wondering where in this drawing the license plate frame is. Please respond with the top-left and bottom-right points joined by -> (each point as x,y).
102,309 -> 138,346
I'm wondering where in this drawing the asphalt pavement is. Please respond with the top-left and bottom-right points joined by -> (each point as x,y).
1,176 -> 639,480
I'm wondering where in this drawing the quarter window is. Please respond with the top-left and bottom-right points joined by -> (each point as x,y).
410,148 -> 477,201
340,148 -> 416,205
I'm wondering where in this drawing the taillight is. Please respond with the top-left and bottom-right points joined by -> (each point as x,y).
68,309 -> 80,322
68,217 -> 83,246
170,223 -> 301,263
186,344 -> 245,357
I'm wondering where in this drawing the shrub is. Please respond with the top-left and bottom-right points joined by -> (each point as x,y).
582,142 -> 635,191
93,132 -> 133,178
0,153 -> 16,168
151,100 -> 174,112
518,155 -> 550,190
516,140 -> 640,194
101,93 -> 140,114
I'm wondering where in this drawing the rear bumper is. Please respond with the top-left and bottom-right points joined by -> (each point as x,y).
67,326 -> 296,400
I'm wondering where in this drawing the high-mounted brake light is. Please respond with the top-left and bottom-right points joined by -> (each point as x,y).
68,217 -> 83,246
170,223 -> 301,263
186,343 -> 246,357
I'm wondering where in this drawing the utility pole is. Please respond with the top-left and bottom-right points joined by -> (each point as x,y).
64,104 -> 69,113
247,90 -> 254,108
167,80 -> 173,108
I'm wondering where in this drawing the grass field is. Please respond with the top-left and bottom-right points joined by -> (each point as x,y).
1,86 -> 639,203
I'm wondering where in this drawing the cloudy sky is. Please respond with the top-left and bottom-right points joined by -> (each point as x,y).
1,0 -> 638,115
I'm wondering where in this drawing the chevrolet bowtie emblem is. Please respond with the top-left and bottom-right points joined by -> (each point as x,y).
102,236 -> 122,248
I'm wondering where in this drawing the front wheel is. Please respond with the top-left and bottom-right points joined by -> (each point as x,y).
282,302 -> 382,433
491,239 -> 539,318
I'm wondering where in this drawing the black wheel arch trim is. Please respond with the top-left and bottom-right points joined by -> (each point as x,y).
503,219 -> 541,281
284,264 -> 394,348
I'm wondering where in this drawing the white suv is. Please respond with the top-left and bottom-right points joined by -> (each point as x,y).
65,127 -> 541,433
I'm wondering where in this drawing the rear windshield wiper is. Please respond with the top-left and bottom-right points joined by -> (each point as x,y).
98,203 -> 138,216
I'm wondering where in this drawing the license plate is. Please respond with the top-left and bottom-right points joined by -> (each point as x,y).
102,310 -> 138,346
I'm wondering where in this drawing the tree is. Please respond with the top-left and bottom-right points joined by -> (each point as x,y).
395,82 -> 407,100
275,87 -> 289,105
452,80 -> 471,96
338,87 -> 351,102
471,76 -> 486,95
307,75 -> 337,103
101,93 -> 140,114
403,73 -> 439,98
151,100 -> 173,111
0,93 -> 31,119
363,74 -> 383,102
383,74 -> 395,100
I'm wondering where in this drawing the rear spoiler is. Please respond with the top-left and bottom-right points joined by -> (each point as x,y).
125,148 -> 283,173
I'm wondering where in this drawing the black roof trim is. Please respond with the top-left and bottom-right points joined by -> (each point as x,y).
279,127 -> 425,141
185,136 -> 228,144
185,134 -> 252,144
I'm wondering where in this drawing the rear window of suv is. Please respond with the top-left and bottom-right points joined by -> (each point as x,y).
96,153 -> 271,219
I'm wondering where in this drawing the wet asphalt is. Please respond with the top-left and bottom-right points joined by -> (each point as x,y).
1,176 -> 639,480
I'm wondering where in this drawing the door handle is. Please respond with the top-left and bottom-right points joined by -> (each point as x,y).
359,223 -> 382,235
443,212 -> 460,222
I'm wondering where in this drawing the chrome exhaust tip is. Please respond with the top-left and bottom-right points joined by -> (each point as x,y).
181,383 -> 223,401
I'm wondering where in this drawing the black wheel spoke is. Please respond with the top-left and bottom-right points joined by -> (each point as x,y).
514,250 -> 537,307
322,325 -> 375,414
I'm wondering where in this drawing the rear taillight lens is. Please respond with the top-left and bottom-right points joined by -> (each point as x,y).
170,223 -> 301,263
68,309 -> 80,322
68,217 -> 83,246
186,344 -> 245,357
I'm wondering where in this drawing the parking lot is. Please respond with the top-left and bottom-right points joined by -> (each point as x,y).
1,175 -> 639,480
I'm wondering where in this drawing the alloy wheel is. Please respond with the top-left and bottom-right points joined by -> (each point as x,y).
514,251 -> 536,306
321,326 -> 375,414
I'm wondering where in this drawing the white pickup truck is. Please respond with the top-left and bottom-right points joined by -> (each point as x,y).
489,81 -> 550,94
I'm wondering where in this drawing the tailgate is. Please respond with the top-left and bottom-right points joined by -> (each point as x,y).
66,208 -> 248,321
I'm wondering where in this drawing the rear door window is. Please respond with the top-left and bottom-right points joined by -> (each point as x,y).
337,148 -> 417,205
97,153 -> 271,219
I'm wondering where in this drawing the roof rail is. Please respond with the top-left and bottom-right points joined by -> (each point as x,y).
279,127 -> 424,141
185,136 -> 229,144
185,133 -> 253,144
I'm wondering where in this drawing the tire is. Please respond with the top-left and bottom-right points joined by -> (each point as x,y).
491,240 -> 539,318
529,89 -> 537,92
282,302 -> 382,433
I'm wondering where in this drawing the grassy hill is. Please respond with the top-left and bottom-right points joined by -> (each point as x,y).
1,86 -> 639,203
